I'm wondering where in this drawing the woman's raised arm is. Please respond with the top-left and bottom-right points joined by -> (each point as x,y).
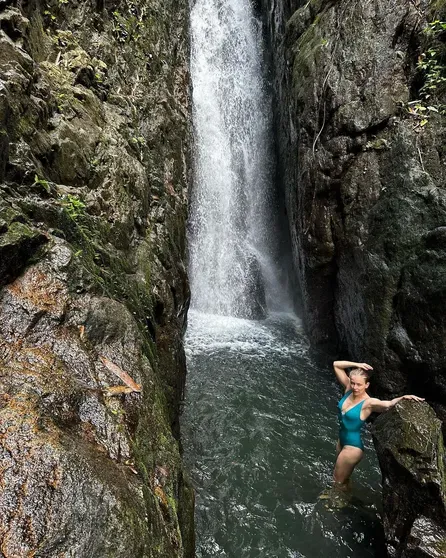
368,394 -> 425,413
333,361 -> 372,390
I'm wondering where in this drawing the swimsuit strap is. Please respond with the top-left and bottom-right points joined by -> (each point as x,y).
339,391 -> 368,416
357,398 -> 367,418
339,389 -> 352,406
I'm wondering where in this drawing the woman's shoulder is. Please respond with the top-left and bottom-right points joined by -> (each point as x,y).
362,396 -> 378,408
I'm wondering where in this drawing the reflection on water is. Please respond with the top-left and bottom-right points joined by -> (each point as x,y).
181,311 -> 385,558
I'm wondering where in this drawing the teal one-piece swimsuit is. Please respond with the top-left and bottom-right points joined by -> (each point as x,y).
338,390 -> 366,450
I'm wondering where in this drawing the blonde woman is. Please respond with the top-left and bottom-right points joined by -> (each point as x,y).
333,360 -> 424,485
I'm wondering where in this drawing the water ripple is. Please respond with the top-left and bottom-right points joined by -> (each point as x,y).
182,312 -> 385,558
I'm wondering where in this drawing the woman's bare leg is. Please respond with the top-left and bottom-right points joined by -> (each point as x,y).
333,445 -> 363,485
336,439 -> 341,456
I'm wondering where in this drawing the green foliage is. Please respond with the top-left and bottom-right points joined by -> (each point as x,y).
33,174 -> 51,193
424,19 -> 446,35
130,135 -> 147,161
112,10 -> 145,44
365,138 -> 391,151
58,193 -> 156,359
61,194 -> 86,220
406,100 -> 438,127
410,19 -> 446,127
56,92 -> 68,112
130,136 -> 146,146
43,9 -> 56,21
418,46 -> 446,99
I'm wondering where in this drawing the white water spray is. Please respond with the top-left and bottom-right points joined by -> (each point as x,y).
188,0 -> 292,318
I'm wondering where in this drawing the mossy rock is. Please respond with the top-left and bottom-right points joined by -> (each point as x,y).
0,0 -> 193,555
373,401 -> 446,556
0,221 -> 48,286
373,401 -> 444,483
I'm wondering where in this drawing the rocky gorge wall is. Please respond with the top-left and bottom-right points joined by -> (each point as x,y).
0,0 -> 194,556
260,0 -> 446,555
263,0 -> 446,401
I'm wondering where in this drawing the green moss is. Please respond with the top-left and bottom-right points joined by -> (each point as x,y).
297,21 -> 327,61
291,12 -> 330,100
17,114 -> 36,137
1,0 -> 192,552
40,61 -> 85,116
365,138 -> 391,150
178,473 -> 195,558
438,432 -> 446,497
432,537 -> 446,555
309,0 -> 329,15
0,221 -> 38,246
27,11 -> 49,62
129,373 -> 184,556
431,0 -> 446,18
0,204 -> 26,229
56,203 -> 156,361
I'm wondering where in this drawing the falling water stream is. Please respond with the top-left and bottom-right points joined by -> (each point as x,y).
187,0 -> 292,317
183,0 -> 385,556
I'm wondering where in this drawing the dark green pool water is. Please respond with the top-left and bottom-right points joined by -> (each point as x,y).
181,310 -> 385,558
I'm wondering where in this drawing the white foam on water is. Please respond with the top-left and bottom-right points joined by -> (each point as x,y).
185,310 -> 304,358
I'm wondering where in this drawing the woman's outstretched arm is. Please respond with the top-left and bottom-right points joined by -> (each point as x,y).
369,394 -> 425,413
333,361 -> 373,390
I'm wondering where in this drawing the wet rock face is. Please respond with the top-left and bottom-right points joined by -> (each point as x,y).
0,0 -> 193,556
373,402 -> 446,558
243,253 -> 267,320
232,251 -> 267,320
261,0 -> 446,403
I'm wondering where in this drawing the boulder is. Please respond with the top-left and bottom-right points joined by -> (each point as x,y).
373,401 -> 446,558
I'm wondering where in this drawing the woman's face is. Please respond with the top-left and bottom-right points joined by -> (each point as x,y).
350,375 -> 369,396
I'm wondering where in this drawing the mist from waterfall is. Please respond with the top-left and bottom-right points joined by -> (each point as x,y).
188,0 -> 293,318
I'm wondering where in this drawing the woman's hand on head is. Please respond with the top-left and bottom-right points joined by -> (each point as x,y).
358,363 -> 373,371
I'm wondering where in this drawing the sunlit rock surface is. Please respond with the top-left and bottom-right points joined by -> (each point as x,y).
0,0 -> 194,555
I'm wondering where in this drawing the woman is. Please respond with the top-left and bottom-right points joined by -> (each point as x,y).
333,360 -> 424,486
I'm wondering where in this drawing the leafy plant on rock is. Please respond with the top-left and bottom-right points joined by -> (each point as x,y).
61,194 -> 86,220
409,19 -> 446,128
33,174 -> 51,193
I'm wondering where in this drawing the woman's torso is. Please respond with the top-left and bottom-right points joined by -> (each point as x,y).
338,390 -> 369,449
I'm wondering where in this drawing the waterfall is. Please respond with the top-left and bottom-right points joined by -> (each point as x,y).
188,0 -> 292,319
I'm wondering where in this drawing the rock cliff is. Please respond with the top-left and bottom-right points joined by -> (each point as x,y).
0,0 -> 194,556
260,0 -> 446,555
263,0 -> 446,402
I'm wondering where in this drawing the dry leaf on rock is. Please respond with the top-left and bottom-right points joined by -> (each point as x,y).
99,356 -> 142,392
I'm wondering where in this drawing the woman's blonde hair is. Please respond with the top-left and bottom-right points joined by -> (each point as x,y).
349,368 -> 371,382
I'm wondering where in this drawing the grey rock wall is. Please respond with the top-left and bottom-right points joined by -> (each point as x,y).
263,0 -> 446,412
0,0 -> 194,556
